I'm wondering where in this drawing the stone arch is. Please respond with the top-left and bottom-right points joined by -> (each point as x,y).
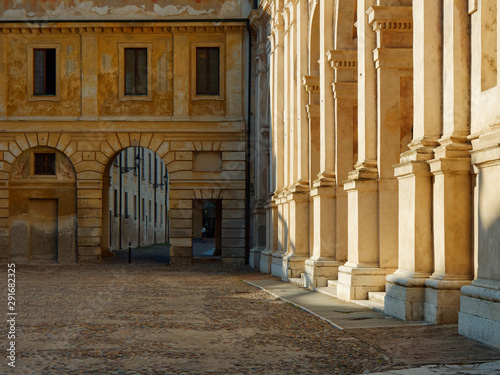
8,146 -> 77,263
308,1 -> 320,76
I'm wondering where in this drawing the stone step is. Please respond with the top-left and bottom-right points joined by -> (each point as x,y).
289,277 -> 305,287
368,291 -> 386,305
350,299 -> 385,313
315,286 -> 338,298
327,279 -> 339,289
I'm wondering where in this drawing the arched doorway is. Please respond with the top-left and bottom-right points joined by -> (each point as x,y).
8,147 -> 77,263
102,146 -> 168,256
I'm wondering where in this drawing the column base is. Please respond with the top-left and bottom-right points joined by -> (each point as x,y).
170,245 -> 192,264
259,249 -> 272,274
337,263 -> 386,301
459,280 -> 500,349
282,255 -> 308,281
424,278 -> 471,324
249,246 -> 263,271
304,258 -> 344,289
385,272 -> 429,321
271,251 -> 284,277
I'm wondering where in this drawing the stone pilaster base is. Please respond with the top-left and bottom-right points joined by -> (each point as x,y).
459,280 -> 500,349
385,272 -> 428,321
271,251 -> 284,277
169,245 -> 192,264
259,250 -> 272,274
337,263 -> 386,301
249,246 -> 263,271
304,258 -> 344,289
282,255 -> 308,281
424,278 -> 471,324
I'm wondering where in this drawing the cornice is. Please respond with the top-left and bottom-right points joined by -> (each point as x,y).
326,49 -> 357,69
367,6 -> 413,32
0,23 -> 246,35
302,75 -> 319,92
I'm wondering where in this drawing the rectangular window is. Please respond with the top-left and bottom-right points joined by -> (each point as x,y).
124,48 -> 147,96
34,153 -> 56,175
160,205 -> 163,225
114,190 -> 118,217
133,147 -> 138,176
124,192 -> 129,218
141,148 -> 145,180
33,49 -> 56,96
155,202 -> 157,225
149,200 -> 152,222
154,155 -> 158,186
134,195 -> 137,220
142,198 -> 145,221
149,153 -> 152,183
196,47 -> 219,95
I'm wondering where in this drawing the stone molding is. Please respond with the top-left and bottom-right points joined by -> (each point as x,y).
0,24 -> 246,35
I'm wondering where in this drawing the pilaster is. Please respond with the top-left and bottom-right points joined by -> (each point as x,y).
385,0 -> 443,321
282,187 -> 309,281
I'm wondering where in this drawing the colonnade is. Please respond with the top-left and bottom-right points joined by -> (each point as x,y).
249,0 -> 500,349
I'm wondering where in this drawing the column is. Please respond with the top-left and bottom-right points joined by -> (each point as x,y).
270,12 -> 286,277
282,0 -> 311,281
385,0 -> 443,320
305,0 -> 337,288
424,0 -> 472,324
337,0 -> 381,301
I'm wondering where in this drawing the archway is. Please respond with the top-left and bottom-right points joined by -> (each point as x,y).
9,147 -> 77,263
102,146 -> 168,259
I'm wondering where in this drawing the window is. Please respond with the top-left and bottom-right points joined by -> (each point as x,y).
196,47 -> 220,95
34,153 -> 56,175
124,192 -> 129,218
160,205 -> 163,225
114,190 -> 118,217
141,148 -> 145,180
27,45 -> 60,101
149,200 -> 152,222
149,153 -> 152,183
133,147 -> 138,176
33,49 -> 56,96
155,202 -> 157,225
154,155 -> 158,186
134,195 -> 137,220
124,48 -> 147,96
142,198 -> 145,221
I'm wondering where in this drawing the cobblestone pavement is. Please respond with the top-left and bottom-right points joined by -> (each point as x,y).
1,250 -> 498,374
1,254 -> 408,375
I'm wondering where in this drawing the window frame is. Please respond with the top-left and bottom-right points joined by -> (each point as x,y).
191,42 -> 225,101
118,43 -> 152,102
32,152 -> 56,176
27,44 -> 61,102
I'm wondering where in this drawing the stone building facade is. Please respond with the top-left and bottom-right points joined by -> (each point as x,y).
248,0 -> 500,349
0,0 -> 251,265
